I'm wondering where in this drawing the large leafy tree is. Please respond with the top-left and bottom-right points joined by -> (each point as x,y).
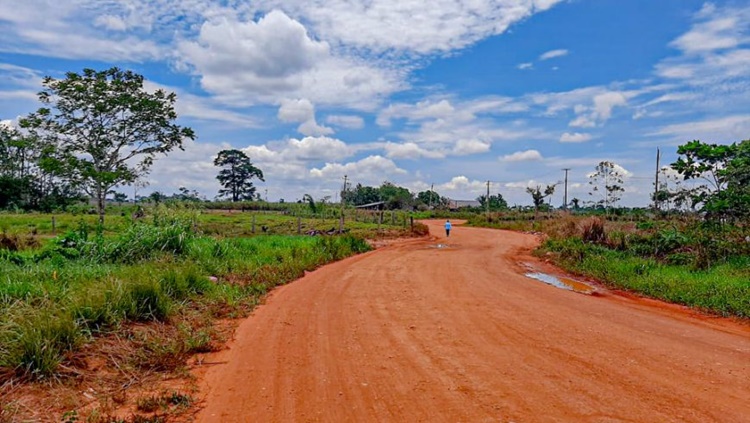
476,193 -> 508,211
724,140 -> 750,220
671,140 -> 734,194
0,126 -> 34,208
0,124 -> 82,211
20,67 -> 194,223
588,160 -> 625,212
417,190 -> 449,208
343,183 -> 381,206
214,149 -> 264,201
341,182 -> 416,210
671,139 -> 750,221
379,181 -> 414,210
0,125 -> 35,179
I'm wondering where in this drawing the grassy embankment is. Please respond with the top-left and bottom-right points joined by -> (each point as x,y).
0,206 -> 427,421
468,214 -> 750,319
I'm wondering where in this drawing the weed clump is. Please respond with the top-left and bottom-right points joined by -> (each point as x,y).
0,232 -> 40,251
579,217 -> 606,244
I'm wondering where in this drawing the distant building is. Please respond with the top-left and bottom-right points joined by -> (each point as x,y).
355,201 -> 386,210
448,199 -> 481,209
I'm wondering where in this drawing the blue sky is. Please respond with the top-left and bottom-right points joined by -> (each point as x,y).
2,0 -> 750,206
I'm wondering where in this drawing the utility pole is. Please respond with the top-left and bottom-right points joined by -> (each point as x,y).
264,188 -> 268,202
341,175 -> 348,223
562,168 -> 570,211
654,148 -> 661,211
486,180 -> 490,220
429,183 -> 434,209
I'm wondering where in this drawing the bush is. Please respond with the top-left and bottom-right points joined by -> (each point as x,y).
579,217 -> 606,244
412,222 -> 429,236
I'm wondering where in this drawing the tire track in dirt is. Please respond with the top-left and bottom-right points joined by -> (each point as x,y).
194,220 -> 750,422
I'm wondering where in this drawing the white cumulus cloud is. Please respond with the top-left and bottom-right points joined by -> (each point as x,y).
560,132 -> 593,143
259,0 -> 565,55
178,10 -> 403,108
310,155 -> 406,183
278,98 -> 333,136
501,149 -> 543,162
325,114 -> 365,129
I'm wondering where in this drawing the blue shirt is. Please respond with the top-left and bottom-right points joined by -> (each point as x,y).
445,221 -> 452,230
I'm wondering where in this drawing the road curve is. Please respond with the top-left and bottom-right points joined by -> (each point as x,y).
195,220 -> 750,423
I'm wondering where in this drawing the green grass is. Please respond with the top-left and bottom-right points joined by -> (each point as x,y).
0,209 -> 373,380
542,237 -> 750,318
0,206 -> 417,244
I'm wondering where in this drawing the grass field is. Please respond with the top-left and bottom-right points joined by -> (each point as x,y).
0,206 -> 418,239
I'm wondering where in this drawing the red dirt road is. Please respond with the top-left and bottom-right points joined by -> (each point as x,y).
195,221 -> 750,422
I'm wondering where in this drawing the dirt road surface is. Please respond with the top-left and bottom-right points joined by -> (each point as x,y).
195,221 -> 750,422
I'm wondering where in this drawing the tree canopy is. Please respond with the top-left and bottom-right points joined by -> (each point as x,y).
671,139 -> 750,221
342,181 -> 417,210
214,149 -> 264,202
526,185 -> 555,218
0,124 -> 83,211
477,193 -> 508,211
20,67 -> 194,223
588,160 -> 625,212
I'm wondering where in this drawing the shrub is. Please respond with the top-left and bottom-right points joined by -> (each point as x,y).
579,217 -> 606,244
654,227 -> 689,256
0,232 -> 40,251
412,222 -> 429,236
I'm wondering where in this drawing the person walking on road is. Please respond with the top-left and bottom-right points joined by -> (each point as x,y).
444,219 -> 452,238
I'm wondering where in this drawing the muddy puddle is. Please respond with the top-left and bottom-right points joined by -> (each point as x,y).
427,243 -> 455,249
523,266 -> 596,294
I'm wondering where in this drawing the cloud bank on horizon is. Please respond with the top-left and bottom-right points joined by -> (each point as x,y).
1,0 -> 749,206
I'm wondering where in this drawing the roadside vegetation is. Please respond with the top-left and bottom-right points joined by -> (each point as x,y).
470,214 -> 749,318
0,205 -> 407,421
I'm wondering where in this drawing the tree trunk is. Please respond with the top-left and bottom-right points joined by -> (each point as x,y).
97,187 -> 105,225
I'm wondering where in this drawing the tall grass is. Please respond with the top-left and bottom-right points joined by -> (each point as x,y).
0,208 -> 371,380
545,237 -> 750,318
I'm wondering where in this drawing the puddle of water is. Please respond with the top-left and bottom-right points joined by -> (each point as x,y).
525,272 -> 596,294
427,243 -> 454,249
